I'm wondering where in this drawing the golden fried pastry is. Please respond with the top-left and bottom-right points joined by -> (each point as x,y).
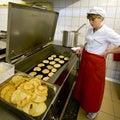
59,55 -> 64,59
29,102 -> 47,116
49,61 -> 56,65
64,57 -> 69,61
58,60 -> 65,64
18,83 -> 33,95
0,84 -> 15,98
35,74 -> 43,79
42,77 -> 49,81
42,60 -> 49,64
54,58 -> 60,62
51,54 -> 57,58
29,78 -> 41,88
48,57 -> 54,60
47,65 -> 53,70
3,87 -> 15,103
32,93 -> 47,103
51,68 -> 57,73
11,89 -> 31,107
36,85 -> 48,96
9,75 -> 26,87
48,72 -> 54,77
33,67 -> 41,72
17,102 -> 31,114
54,64 -> 61,68
29,72 -> 37,77
42,69 -> 49,74
38,63 -> 45,67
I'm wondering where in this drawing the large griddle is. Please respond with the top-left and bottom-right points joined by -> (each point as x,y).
0,2 -> 78,120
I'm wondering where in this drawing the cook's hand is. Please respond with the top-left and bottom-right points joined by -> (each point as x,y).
74,48 -> 83,55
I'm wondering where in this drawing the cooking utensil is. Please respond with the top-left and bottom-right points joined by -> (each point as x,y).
62,23 -> 86,47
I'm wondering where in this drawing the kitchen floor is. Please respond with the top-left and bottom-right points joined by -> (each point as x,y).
77,80 -> 120,120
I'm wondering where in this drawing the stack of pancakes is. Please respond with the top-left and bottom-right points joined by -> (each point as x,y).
0,75 -> 48,117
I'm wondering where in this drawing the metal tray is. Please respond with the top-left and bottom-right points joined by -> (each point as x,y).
0,72 -> 59,120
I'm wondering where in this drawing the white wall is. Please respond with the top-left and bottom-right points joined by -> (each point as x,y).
0,0 -> 120,82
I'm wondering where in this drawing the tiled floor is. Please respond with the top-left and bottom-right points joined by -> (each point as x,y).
77,80 -> 120,120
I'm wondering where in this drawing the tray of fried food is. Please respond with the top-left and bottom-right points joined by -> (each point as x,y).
0,72 -> 58,118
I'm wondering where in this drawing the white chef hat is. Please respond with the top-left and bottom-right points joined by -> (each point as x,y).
87,7 -> 106,18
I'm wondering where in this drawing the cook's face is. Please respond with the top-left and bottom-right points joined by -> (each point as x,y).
89,17 -> 103,28
87,14 -> 103,29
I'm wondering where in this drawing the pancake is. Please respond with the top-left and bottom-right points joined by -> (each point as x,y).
54,58 -> 60,62
29,72 -> 37,77
48,72 -> 54,77
54,64 -> 61,68
29,102 -> 47,117
49,61 -> 56,65
38,63 -> 45,67
33,67 -> 41,72
42,60 -> 49,64
35,74 -> 43,79
58,60 -> 65,64
48,57 -> 54,60
42,77 -> 49,81
51,68 -> 57,73
42,69 -> 49,74
47,65 -> 53,70
64,57 -> 69,61
51,54 -> 57,58
59,55 -> 64,59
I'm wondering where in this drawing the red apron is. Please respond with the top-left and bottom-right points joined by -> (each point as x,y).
74,49 -> 106,112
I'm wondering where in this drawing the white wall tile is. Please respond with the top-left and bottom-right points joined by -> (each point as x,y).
106,7 -> 116,18
65,7 -> 73,17
116,7 -> 120,19
72,8 -> 81,17
89,0 -> 98,7
80,0 -> 89,7
107,0 -> 118,6
114,19 -> 120,30
105,18 -> 114,29
72,1 -> 80,8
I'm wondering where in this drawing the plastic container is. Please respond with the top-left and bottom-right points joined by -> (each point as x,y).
0,62 -> 15,84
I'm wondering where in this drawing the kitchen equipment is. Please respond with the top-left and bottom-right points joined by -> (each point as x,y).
62,23 -> 86,47
0,62 -> 14,84
0,2 -> 78,120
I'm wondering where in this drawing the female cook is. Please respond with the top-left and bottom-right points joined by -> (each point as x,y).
74,7 -> 120,119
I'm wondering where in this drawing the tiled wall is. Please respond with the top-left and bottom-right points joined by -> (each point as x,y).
0,0 -> 120,82
52,0 -> 120,82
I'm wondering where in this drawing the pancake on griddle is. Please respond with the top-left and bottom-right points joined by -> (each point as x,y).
29,72 -> 37,77
64,57 -> 69,61
42,69 -> 49,74
51,68 -> 57,73
42,77 -> 49,81
49,61 -> 56,65
54,58 -> 60,62
54,63 -> 61,68
42,60 -> 49,64
38,63 -> 45,67
35,75 -> 43,79
48,57 -> 54,61
51,54 -> 57,58
59,55 -> 64,59
58,60 -> 65,64
48,72 -> 54,77
47,65 -> 53,70
33,67 -> 41,72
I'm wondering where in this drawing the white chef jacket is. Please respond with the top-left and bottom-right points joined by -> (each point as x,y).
85,24 -> 120,55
